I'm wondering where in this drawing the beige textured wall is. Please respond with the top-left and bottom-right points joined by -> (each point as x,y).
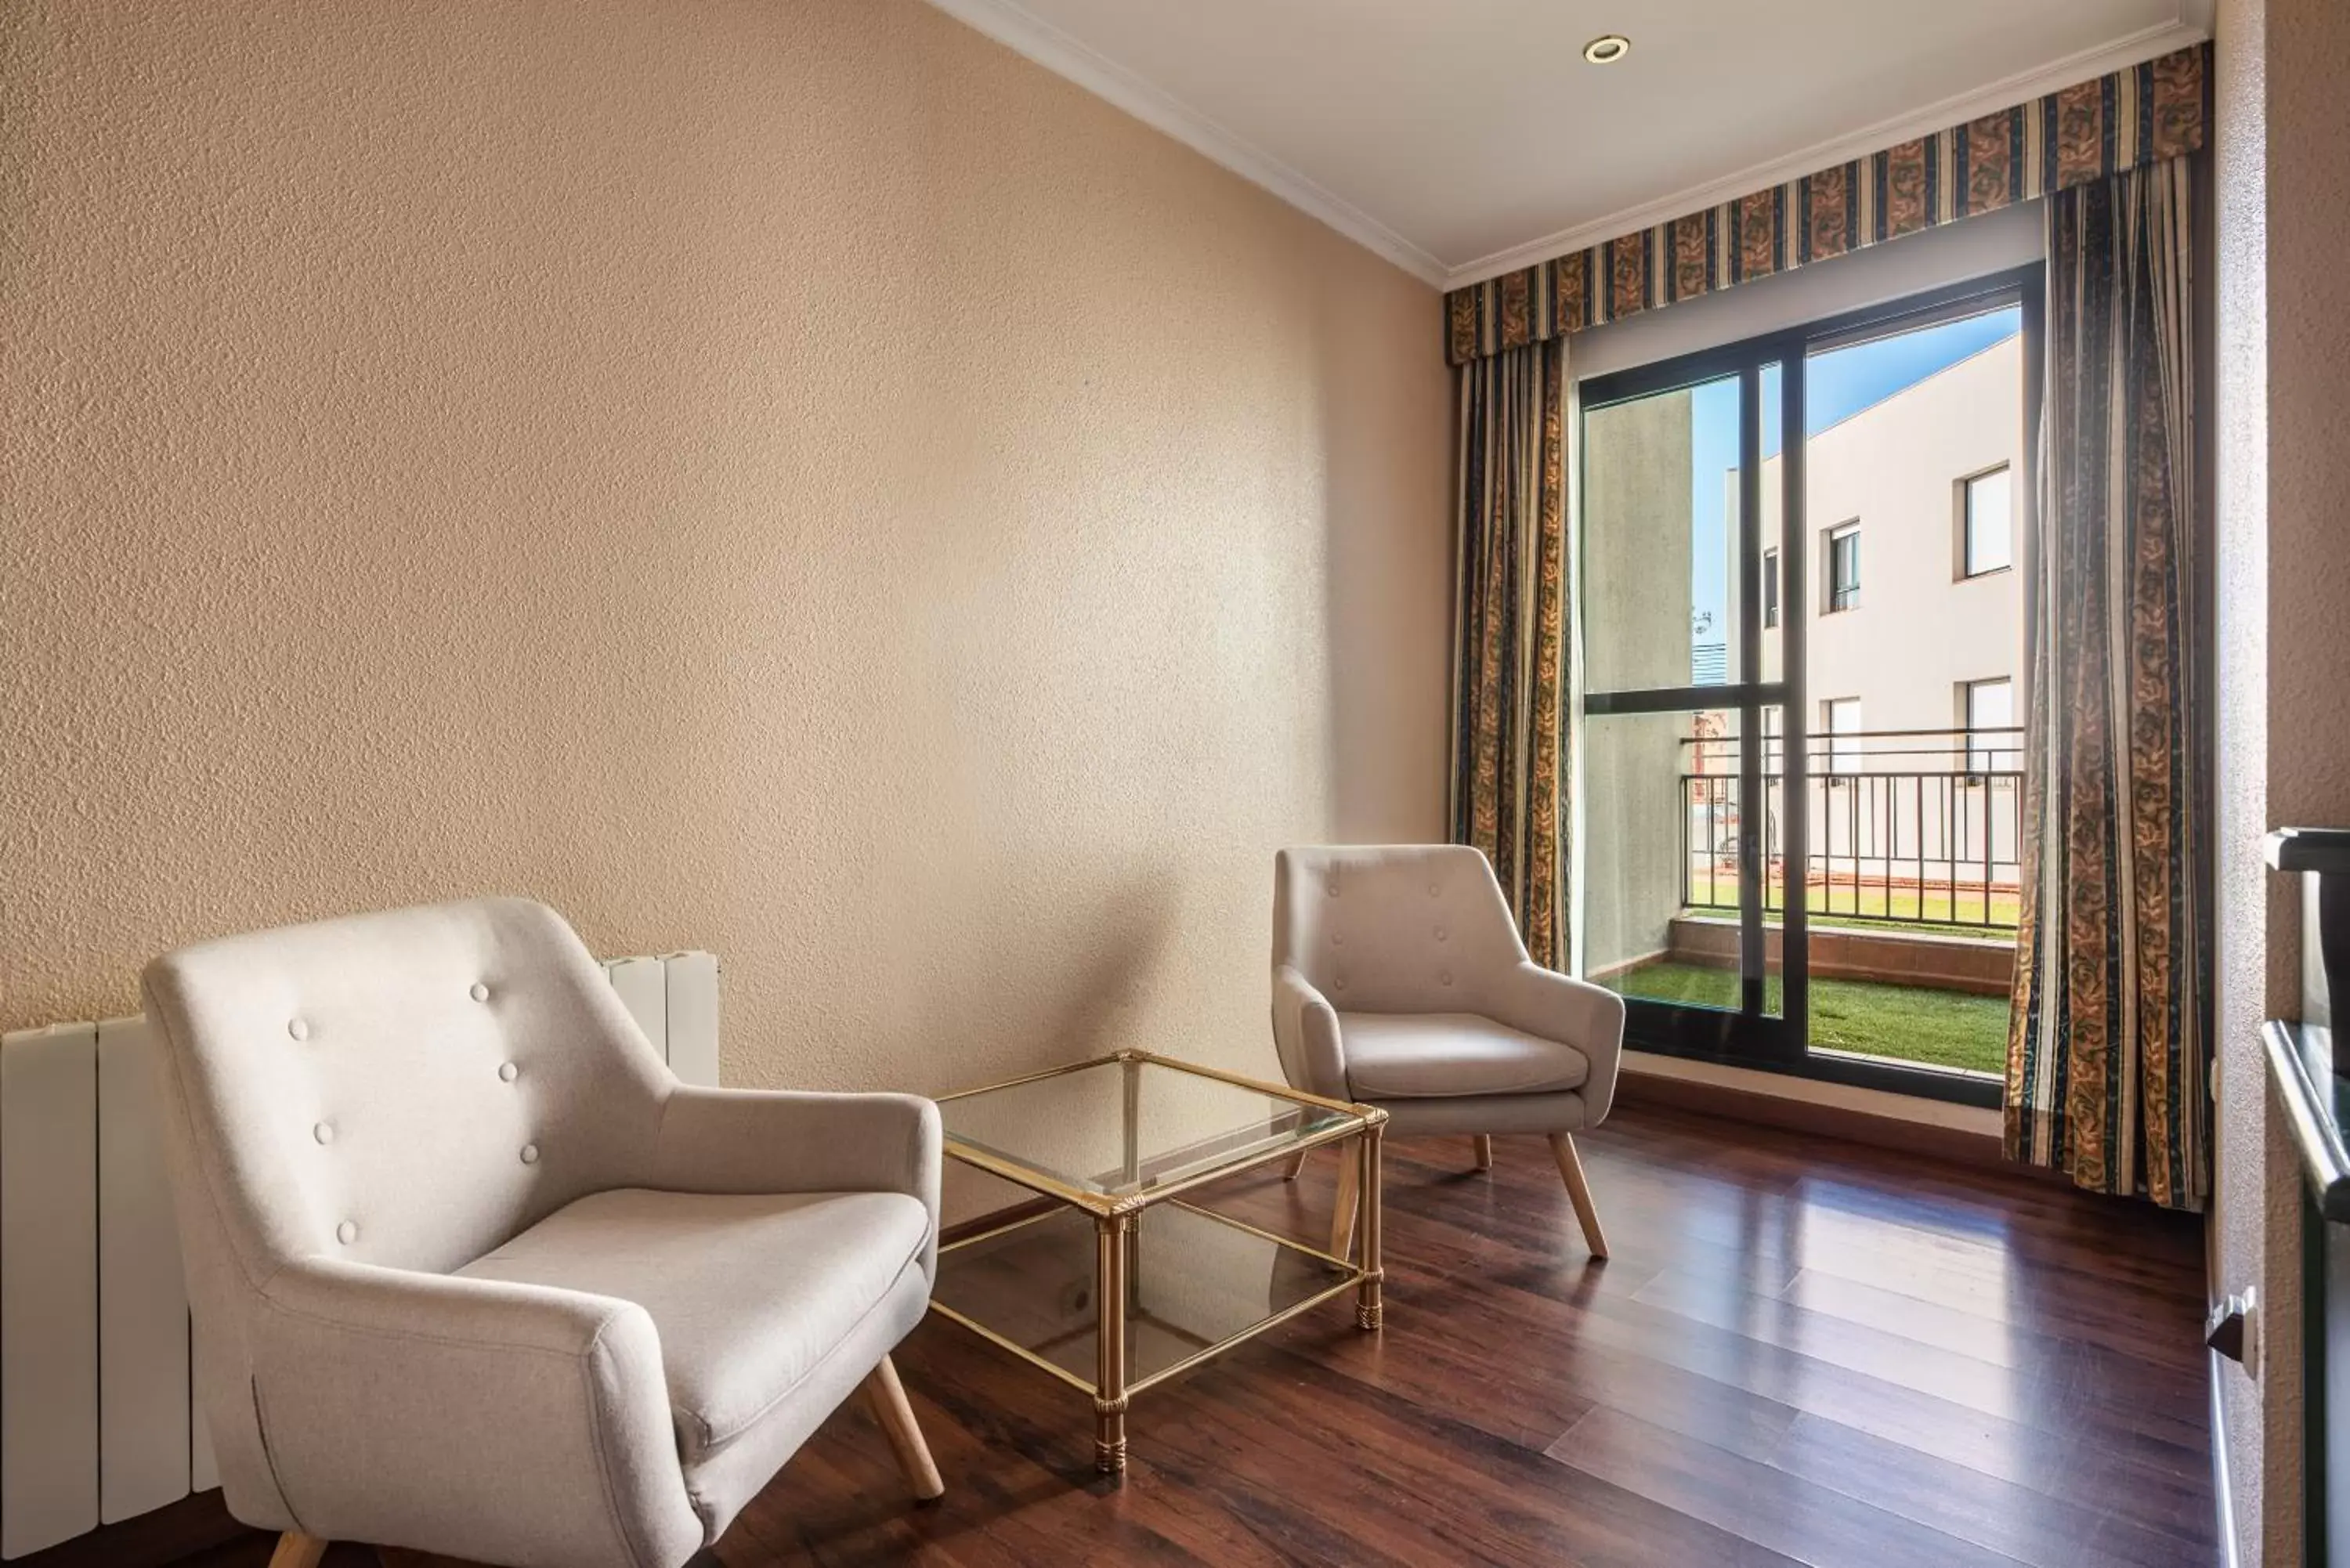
0,0 -> 1452,1134
2213,0 -> 2350,1559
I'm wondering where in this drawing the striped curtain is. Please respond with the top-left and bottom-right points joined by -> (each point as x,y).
1448,337 -> 1569,971
2006,158 -> 2205,1209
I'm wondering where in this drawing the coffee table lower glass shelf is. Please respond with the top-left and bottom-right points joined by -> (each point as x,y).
930,1050 -> 1386,1475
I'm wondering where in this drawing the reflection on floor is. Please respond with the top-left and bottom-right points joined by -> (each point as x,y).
1608,961 -> 2011,1075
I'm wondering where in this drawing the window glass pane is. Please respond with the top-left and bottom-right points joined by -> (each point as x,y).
1585,710 -> 1737,1010
1582,706 -> 1781,1020
1583,378 -> 1740,691
1763,549 -> 1780,628
1965,468 -> 2013,575
1825,698 -> 1862,776
1965,678 -> 2014,772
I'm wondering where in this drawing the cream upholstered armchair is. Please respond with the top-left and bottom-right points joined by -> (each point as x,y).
1271,845 -> 1625,1259
141,898 -> 944,1568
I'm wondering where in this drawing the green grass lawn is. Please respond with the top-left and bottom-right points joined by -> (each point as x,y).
1605,961 -> 2009,1076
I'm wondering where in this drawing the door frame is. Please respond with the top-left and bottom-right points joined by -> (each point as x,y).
1573,264 -> 2041,1108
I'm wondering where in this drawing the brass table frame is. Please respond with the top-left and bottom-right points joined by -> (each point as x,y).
932,1049 -> 1386,1475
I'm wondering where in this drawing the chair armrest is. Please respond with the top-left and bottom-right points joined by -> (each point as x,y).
651,1088 -> 941,1277
248,1259 -> 701,1568
1484,963 -> 1628,1125
1272,964 -> 1349,1102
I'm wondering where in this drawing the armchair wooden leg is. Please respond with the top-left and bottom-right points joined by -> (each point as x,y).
1330,1139 -> 1361,1259
1546,1133 -> 1609,1259
1472,1134 -> 1493,1171
862,1353 -> 945,1501
270,1536 -> 329,1568
1280,1149 -> 1309,1180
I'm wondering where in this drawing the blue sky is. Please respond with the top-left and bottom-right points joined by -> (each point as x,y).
1686,307 -> 2021,656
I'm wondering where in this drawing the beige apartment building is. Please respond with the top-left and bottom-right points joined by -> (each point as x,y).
1744,335 -> 2026,768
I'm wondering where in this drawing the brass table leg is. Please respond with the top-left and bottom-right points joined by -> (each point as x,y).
1330,1136 -> 1361,1260
1094,1211 -> 1131,1474
1356,1118 -> 1384,1330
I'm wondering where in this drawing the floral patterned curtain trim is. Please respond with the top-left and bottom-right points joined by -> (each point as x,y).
1444,43 -> 2209,366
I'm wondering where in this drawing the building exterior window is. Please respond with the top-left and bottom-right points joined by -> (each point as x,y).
1824,697 -> 1863,779
1962,465 -> 2013,577
1826,524 -> 1860,612
1962,677 -> 2014,774
1763,548 -> 1780,628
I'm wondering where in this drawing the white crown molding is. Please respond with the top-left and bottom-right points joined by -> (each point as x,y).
925,1 -> 2206,296
1444,15 -> 2210,288
922,0 -> 1449,286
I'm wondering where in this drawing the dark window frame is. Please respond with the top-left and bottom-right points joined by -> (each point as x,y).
1573,261 -> 2042,1111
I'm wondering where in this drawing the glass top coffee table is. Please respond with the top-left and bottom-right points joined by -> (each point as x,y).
931,1049 -> 1386,1475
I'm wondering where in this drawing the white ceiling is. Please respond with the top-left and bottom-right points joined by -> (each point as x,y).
925,0 -> 2211,287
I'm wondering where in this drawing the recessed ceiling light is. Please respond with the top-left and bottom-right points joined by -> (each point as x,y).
1583,34 -> 1631,65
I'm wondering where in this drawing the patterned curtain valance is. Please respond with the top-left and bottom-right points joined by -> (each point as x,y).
1444,43 -> 2209,365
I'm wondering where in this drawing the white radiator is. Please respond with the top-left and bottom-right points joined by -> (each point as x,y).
0,949 -> 721,1560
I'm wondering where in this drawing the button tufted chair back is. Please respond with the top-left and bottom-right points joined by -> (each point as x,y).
1271,844 -> 1528,1019
144,898 -> 672,1283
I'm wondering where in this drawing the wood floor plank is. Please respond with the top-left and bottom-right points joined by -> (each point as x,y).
1778,1265 -> 2171,1370
1545,1404 -> 2036,1568
1629,1263 -> 2208,1451
1758,1406 -> 2215,1568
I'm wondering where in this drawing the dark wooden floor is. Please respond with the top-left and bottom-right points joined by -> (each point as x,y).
197,1104 -> 2217,1568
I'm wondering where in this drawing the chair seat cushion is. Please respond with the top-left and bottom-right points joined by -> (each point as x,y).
457,1188 -> 930,1463
1337,1011 -> 1591,1099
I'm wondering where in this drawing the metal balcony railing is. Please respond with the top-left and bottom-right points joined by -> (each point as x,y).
1679,724 -> 2023,934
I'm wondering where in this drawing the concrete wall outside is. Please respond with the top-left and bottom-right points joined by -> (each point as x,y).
1580,391 -> 1697,977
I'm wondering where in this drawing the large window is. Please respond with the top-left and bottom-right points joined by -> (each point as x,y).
1962,677 -> 2015,773
1574,262 -> 2038,1108
1961,465 -> 2013,576
1825,524 -> 1860,612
